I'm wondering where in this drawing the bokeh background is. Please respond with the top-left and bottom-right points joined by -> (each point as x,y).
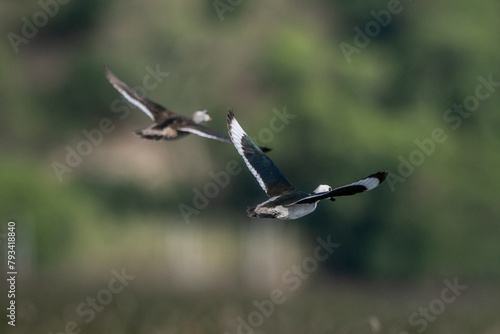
1,0 -> 500,333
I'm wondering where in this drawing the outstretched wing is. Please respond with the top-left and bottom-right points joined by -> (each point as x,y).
179,123 -> 272,150
178,123 -> 232,143
227,110 -> 295,197
290,172 -> 388,205
104,66 -> 175,122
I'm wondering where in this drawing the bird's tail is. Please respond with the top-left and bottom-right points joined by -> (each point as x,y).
134,130 -> 163,141
246,205 -> 258,218
246,205 -> 277,219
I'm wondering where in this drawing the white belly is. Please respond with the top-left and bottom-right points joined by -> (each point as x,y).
253,197 -> 318,220
281,203 -> 317,220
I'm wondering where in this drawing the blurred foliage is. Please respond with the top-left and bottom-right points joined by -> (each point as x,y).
1,0 -> 500,284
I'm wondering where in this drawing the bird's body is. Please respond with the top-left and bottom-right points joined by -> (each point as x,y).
227,110 -> 387,220
136,116 -> 210,141
246,192 -> 318,219
104,66 -> 232,143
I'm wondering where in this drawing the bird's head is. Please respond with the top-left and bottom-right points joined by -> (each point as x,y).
313,184 -> 336,202
192,110 -> 212,124
313,184 -> 331,193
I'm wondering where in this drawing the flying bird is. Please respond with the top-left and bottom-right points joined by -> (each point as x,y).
105,66 -> 233,143
227,110 -> 387,220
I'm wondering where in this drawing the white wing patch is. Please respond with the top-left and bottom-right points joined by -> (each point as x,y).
228,116 -> 268,194
344,175 -> 381,191
178,126 -> 230,143
110,82 -> 155,121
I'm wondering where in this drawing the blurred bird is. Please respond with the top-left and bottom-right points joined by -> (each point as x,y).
227,110 -> 387,219
105,66 -> 234,143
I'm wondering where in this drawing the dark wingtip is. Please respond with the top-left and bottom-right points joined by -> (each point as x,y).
226,109 -> 235,138
372,171 -> 388,183
260,146 -> 272,153
227,109 -> 235,125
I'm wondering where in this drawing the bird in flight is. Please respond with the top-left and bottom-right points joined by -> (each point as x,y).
227,110 -> 387,220
105,66 -> 233,143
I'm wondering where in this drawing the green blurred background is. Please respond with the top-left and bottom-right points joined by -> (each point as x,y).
1,0 -> 499,333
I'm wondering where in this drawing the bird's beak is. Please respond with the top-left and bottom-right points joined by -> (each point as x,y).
207,116 -> 212,121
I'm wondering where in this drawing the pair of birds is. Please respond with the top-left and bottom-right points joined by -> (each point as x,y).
105,67 -> 387,220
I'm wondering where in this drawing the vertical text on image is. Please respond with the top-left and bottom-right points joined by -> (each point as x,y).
6,221 -> 17,327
